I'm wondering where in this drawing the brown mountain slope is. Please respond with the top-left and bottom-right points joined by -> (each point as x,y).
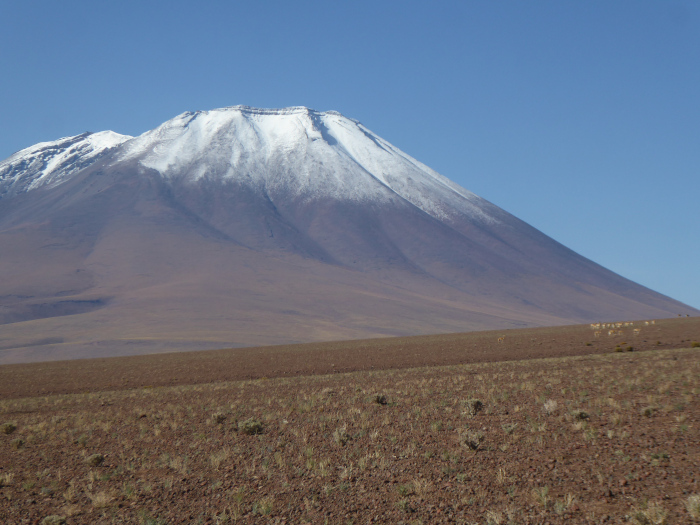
0,107 -> 697,363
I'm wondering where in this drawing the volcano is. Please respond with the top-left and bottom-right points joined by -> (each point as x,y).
0,106 -> 695,363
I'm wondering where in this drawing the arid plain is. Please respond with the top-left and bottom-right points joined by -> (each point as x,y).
1,317 -> 699,524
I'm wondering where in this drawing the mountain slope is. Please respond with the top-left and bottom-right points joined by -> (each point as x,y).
0,106 -> 696,363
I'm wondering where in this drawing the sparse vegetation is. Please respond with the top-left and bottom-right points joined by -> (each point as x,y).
86,453 -> 105,467
372,393 -> 387,405
41,516 -> 66,525
628,501 -> 668,525
1,422 -> 16,434
458,427 -> 484,450
571,409 -> 589,421
237,417 -> 263,435
332,425 -> 350,446
462,398 -> 483,417
687,494 -> 700,520
1,326 -> 698,524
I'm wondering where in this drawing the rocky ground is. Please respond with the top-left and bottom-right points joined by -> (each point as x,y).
1,318 -> 699,524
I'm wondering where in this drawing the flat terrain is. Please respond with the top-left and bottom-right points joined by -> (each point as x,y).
1,317 -> 699,400
1,318 -> 699,524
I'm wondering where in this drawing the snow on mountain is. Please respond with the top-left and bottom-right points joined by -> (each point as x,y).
119,106 -> 498,224
0,106 -> 499,224
1,105 -> 697,363
0,131 -> 132,198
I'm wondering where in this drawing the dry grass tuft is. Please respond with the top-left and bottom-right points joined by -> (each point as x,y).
458,428 -> 484,450
211,412 -> 227,424
238,418 -> 263,435
87,491 -> 114,509
333,425 -> 350,446
372,394 -> 387,405
86,453 -> 104,467
462,398 -> 484,417
40,516 -> 66,525
0,472 -> 14,487
1,422 -> 17,434
531,486 -> 550,509
687,494 -> 700,520
628,501 -> 668,525
571,409 -> 589,421
543,399 -> 558,414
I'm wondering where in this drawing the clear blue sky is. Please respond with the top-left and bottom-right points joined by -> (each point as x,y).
1,1 -> 698,310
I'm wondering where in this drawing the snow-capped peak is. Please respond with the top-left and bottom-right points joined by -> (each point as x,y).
0,131 -> 132,198
0,106 -> 498,224
120,106 -> 498,224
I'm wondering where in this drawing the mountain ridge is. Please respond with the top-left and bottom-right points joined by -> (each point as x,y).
0,106 -> 696,363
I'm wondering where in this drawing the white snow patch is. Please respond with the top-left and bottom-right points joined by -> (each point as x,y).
0,106 -> 498,225
0,131 -> 132,197
121,106 -> 498,224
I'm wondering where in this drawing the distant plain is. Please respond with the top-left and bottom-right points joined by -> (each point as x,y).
1,318 -> 699,524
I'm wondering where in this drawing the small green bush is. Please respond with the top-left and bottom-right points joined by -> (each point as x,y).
691,341 -> 700,348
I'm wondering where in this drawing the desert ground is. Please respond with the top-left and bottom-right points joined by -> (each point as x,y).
1,317 -> 699,524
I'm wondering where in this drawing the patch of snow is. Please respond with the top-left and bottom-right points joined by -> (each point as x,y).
0,106 -> 498,224
121,106 -> 498,224
0,131 -> 132,198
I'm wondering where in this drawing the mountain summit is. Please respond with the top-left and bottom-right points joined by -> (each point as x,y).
0,106 -> 696,363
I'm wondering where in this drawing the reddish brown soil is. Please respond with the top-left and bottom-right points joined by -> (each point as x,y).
1,318 -> 699,524
1,317 -> 698,400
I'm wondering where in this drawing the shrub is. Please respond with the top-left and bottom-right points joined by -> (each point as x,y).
458,428 -> 484,450
88,491 -> 113,508
0,472 -> 14,487
252,496 -> 274,515
211,413 -> 227,424
571,409 -> 589,421
396,499 -> 411,513
502,423 -> 518,434
86,453 -> 104,467
41,517 -> 66,525
640,406 -> 656,418
396,484 -> 414,497
691,342 -> 700,348
238,418 -> 264,435
333,425 -> 350,446
430,421 -> 444,432
543,399 -> 558,414
531,486 -> 550,509
372,394 -> 388,405
686,494 -> 700,519
463,398 -> 484,417
10,438 -> 24,449
628,501 -> 668,525
1,422 -> 17,435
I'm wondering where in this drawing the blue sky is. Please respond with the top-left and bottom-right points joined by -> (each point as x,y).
1,1 -> 698,310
